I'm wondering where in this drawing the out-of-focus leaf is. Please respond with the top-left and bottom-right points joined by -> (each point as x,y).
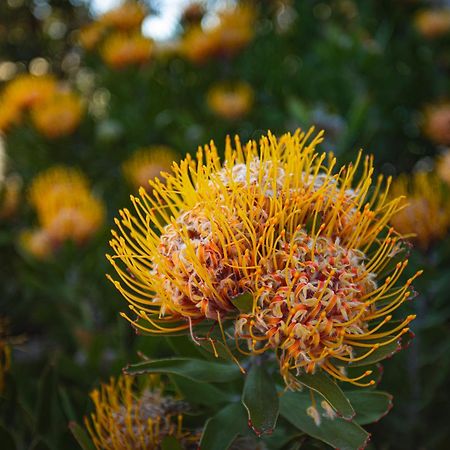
29,439 -> 52,450
231,292 -> 253,313
242,364 -> 279,435
161,436 -> 183,450
170,374 -> 232,406
280,391 -> 370,450
69,422 -> 96,450
199,403 -> 248,450
0,423 -> 16,450
35,365 -> 57,436
345,391 -> 393,425
296,371 -> 354,419
124,357 -> 240,382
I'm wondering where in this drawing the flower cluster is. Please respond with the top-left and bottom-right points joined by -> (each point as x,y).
108,129 -> 420,388
84,375 -> 198,450
79,1 -> 153,69
21,166 -> 105,259
207,81 -> 254,120
414,8 -> 450,39
122,146 -> 178,191
0,74 -> 84,138
423,103 -> 450,146
181,4 -> 255,63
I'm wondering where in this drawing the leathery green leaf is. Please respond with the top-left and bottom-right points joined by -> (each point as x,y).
280,391 -> 370,450
296,371 -> 354,419
124,357 -> 240,382
242,364 -> 279,436
199,403 -> 249,450
345,391 -> 393,425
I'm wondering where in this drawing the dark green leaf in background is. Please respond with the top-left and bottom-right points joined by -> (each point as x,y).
124,357 -> 241,382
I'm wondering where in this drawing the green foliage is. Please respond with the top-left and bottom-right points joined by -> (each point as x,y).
0,0 -> 449,449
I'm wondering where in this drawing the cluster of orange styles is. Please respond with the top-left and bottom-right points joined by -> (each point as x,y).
108,129 -> 421,388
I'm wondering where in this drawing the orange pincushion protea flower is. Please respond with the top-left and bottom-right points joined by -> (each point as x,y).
437,149 -> 450,186
207,82 -> 254,120
414,9 -> 450,39
1,74 -> 56,111
30,91 -> 84,139
390,171 -> 449,250
100,1 -> 147,31
84,375 -> 198,450
423,103 -> 450,146
28,166 -> 105,246
108,129 -> 420,387
79,22 -> 105,51
122,146 -> 178,191
101,33 -> 153,69
181,4 -> 255,63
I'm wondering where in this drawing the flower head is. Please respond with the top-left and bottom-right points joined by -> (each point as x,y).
84,375 -> 198,450
207,81 -> 254,120
181,4 -> 255,63
108,129 -> 420,387
1,74 -> 56,111
414,9 -> 450,39
28,166 -> 105,247
100,1 -> 147,31
79,22 -> 105,51
123,146 -> 178,191
30,91 -> 84,139
101,33 -> 153,69
423,103 -> 450,146
0,174 -> 22,220
437,149 -> 450,186
390,171 -> 449,249
19,228 -> 54,260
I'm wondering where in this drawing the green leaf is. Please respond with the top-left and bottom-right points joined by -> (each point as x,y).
280,391 -> 370,450
345,391 -> 393,425
35,365 -> 57,436
124,357 -> 240,382
199,403 -> 248,450
348,339 -> 400,367
0,423 -> 16,450
161,436 -> 183,450
197,338 -> 236,362
296,371 -> 354,419
170,374 -> 232,406
231,292 -> 253,313
69,422 -> 96,450
242,364 -> 279,435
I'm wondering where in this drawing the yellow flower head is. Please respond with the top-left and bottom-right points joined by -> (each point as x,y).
108,129 -> 420,387
28,166 -> 105,246
0,174 -> 22,220
211,4 -> 255,57
181,4 -> 255,63
84,375 -> 198,450
19,228 -> 54,260
207,81 -> 254,120
79,22 -> 106,51
100,1 -> 147,31
423,103 -> 450,146
437,149 -> 450,186
1,74 -> 57,111
390,171 -> 449,250
181,26 -> 219,64
414,9 -> 450,39
101,33 -> 153,69
30,91 -> 84,139
123,146 -> 178,191
0,103 -> 22,133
